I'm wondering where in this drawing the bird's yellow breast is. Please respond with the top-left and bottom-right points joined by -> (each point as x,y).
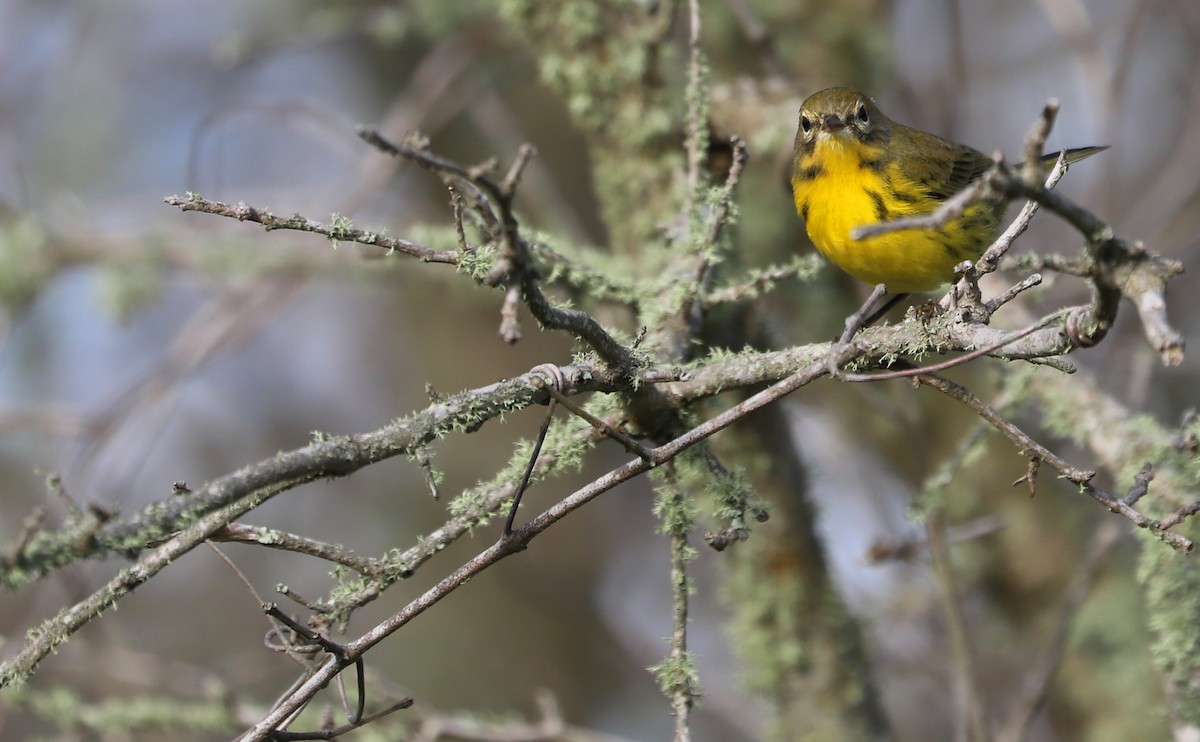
792,137 -> 995,293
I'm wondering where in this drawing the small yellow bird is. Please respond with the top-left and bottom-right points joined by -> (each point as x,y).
791,87 -> 1105,293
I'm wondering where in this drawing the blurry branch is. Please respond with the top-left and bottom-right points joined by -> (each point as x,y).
723,0 -> 787,77
410,690 -> 636,742
73,279 -> 304,492
655,0 -> 710,668
339,36 -> 479,212
1,683 -> 238,738
864,516 -> 1005,564
684,0 -> 707,215
926,514 -> 991,742
498,0 -> 681,253
0,407 -> 92,437
528,239 -> 640,303
680,135 -> 747,331
1030,0 -> 1113,119
700,254 -> 822,307
997,520 -> 1121,742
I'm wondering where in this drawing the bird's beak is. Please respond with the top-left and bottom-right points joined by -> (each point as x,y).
820,114 -> 846,133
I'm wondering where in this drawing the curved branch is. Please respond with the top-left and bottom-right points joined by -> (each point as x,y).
357,129 -> 642,373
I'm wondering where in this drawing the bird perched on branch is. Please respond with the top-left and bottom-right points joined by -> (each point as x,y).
791,86 -> 1104,294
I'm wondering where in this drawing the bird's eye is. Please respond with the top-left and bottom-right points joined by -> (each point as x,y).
856,104 -> 869,124
800,115 -> 812,133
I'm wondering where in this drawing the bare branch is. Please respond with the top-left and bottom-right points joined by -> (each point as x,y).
210,524 -> 380,576
917,373 -> 1194,551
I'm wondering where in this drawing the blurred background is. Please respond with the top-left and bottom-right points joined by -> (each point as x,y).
0,0 -> 1196,740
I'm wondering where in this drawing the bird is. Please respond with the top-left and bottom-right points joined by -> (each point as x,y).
790,86 -> 1105,295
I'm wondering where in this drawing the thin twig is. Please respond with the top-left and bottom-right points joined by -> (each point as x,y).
503,397 -> 558,537
839,284 -> 889,346
501,143 -> 538,198
262,603 -> 367,727
542,384 -> 653,460
1012,457 -> 1042,498
917,373 -> 1193,551
826,284 -> 889,377
838,311 -> 1064,382
163,195 -> 458,264
210,524 -> 379,576
683,0 -> 706,214
1021,100 -> 1060,186
979,159 -> 1068,277
206,541 -> 328,673
984,273 -> 1043,315
270,697 -> 414,741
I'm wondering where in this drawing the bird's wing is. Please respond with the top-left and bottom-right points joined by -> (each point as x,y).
895,126 -> 994,202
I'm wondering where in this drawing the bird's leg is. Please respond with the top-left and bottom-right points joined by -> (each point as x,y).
837,284 -> 889,345
861,291 -> 910,329
826,284 -> 889,377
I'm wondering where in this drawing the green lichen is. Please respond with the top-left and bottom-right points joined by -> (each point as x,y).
499,0 -> 681,253
650,651 -> 700,700
327,212 -> 353,247
0,216 -> 53,312
3,685 -> 236,735
448,406 -> 598,523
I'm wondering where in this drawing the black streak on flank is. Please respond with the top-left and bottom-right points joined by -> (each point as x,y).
799,201 -> 810,221
858,156 -> 886,173
960,211 -> 990,235
939,236 -> 972,261
798,164 -> 824,181
867,190 -> 890,222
